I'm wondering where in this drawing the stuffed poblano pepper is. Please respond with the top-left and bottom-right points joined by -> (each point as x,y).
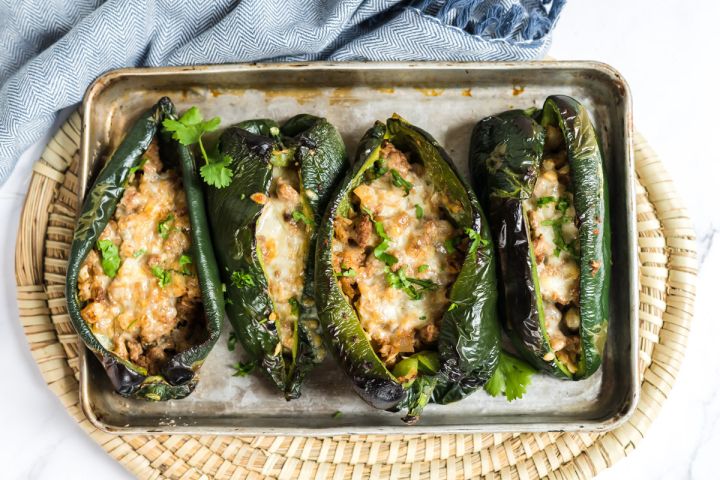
316,115 -> 500,424
469,95 -> 610,380
65,97 -> 224,400
206,115 -> 347,400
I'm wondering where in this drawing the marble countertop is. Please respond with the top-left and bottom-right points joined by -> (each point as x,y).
1,1 -> 718,478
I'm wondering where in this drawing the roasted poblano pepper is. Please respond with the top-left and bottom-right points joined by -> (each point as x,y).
316,115 -> 500,423
65,97 -> 224,400
469,95 -> 610,380
206,115 -> 347,400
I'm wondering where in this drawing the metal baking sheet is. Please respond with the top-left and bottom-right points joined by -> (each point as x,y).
78,62 -> 638,435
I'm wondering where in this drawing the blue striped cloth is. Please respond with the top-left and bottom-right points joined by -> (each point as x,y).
0,0 -> 564,185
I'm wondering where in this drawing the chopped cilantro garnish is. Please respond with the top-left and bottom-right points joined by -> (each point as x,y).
292,209 -> 314,227
132,248 -> 146,258
227,332 -> 237,351
96,240 -> 120,278
556,197 -> 570,214
385,266 -> 438,300
179,254 -> 192,275
230,271 -> 255,288
536,196 -> 556,207
231,361 -> 256,377
337,267 -> 357,278
484,351 -> 535,401
417,264 -> 429,273
465,228 -> 489,255
374,239 -> 398,265
158,214 -> 174,239
332,410 -> 342,418
162,106 -> 233,188
151,266 -> 172,288
414,204 -> 424,219
390,169 -> 413,195
363,213 -> 399,265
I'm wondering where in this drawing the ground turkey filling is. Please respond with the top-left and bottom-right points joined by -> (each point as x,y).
525,125 -> 582,373
254,165 -> 310,356
78,140 -> 206,374
332,141 -> 463,367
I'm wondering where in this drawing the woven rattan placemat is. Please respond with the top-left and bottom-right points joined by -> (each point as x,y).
14,111 -> 696,479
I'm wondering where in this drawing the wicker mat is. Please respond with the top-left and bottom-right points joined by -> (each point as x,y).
14,111 -> 696,480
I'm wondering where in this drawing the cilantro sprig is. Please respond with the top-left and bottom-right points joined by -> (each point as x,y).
163,107 -> 233,188
484,351 -> 535,401
231,360 -> 256,377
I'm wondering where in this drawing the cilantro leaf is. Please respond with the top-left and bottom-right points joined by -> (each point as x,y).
162,118 -> 202,146
227,332 -> 237,351
414,204 -> 424,219
556,196 -> 570,214
179,254 -> 192,275
465,228 -> 489,255
179,106 -> 203,126
385,266 -> 436,300
158,214 -> 174,239
390,169 -> 413,195
292,209 -> 315,227
484,352 -> 535,401
336,267 -> 356,278
536,196 -> 556,207
96,240 -> 120,278
332,410 -> 342,418
231,360 -> 256,377
151,266 -> 172,288
200,154 -> 233,189
373,239 -> 398,265
417,264 -> 429,273
132,249 -> 146,258
230,271 -> 255,288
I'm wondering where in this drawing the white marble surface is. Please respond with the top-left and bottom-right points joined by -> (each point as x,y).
1,1 -> 718,478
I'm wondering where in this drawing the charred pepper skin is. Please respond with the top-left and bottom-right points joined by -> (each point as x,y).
205,115 -> 347,400
316,115 -> 500,421
469,96 -> 610,380
65,97 -> 224,400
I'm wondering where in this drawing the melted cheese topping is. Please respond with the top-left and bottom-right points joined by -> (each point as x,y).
77,140 -> 204,374
524,127 -> 581,371
256,167 -> 309,353
332,142 -> 461,366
